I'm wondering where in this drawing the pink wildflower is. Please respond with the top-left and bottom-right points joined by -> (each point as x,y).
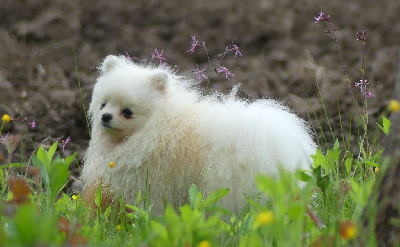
216,65 -> 235,80
62,136 -> 71,151
314,12 -> 330,23
227,43 -> 242,58
151,48 -> 167,65
192,65 -> 208,81
188,35 -> 205,54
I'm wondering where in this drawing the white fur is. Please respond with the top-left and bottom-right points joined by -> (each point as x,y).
82,55 -> 317,214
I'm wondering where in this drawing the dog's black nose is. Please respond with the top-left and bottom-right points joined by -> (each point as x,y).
101,113 -> 113,122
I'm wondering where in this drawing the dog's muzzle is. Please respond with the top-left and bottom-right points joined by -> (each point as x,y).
101,113 -> 113,128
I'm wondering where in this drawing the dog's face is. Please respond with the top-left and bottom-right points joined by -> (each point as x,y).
90,55 -> 168,141
96,95 -> 144,140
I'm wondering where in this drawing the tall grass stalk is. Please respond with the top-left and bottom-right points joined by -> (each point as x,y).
74,50 -> 91,136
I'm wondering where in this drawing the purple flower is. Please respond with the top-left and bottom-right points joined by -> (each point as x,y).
0,133 -> 9,145
354,79 -> 369,92
365,90 -> 374,98
314,12 -> 330,24
125,52 -> 132,60
23,117 -> 36,128
151,48 -> 167,65
354,79 -> 374,97
356,30 -> 367,42
125,52 -> 139,61
62,136 -> 71,151
216,65 -> 235,80
314,12 -> 325,23
227,43 -> 242,58
192,65 -> 208,81
11,117 -> 36,128
0,133 -> 21,154
188,35 -> 206,54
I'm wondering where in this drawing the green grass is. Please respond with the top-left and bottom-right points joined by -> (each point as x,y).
0,119 -> 387,246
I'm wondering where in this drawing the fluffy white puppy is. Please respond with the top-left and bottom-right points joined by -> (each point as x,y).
81,55 -> 316,214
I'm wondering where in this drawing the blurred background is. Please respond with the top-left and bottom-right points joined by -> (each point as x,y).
0,0 -> 399,172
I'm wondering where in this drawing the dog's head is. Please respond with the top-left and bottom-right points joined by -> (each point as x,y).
89,55 -> 168,140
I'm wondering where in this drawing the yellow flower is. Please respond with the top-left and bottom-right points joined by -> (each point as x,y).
71,194 -> 78,201
340,220 -> 357,240
388,99 -> 400,113
2,114 -> 11,123
116,225 -> 121,230
374,167 -> 379,173
109,161 -> 116,168
198,240 -> 210,247
255,210 -> 274,226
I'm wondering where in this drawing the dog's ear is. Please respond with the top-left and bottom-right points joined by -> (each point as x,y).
150,71 -> 168,92
100,55 -> 122,73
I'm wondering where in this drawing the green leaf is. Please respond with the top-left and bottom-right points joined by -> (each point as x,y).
204,188 -> 230,209
204,203 -> 233,216
325,145 -> 340,171
12,204 -> 58,245
240,233 -> 263,247
189,184 -> 203,210
32,156 -> 50,190
382,116 -> 391,135
0,163 -> 26,169
14,205 -> 37,245
345,157 -> 353,177
377,116 -> 391,135
104,206 -> 112,219
49,161 -> 70,202
311,149 -> 325,168
48,153 -> 76,202
64,152 -> 77,167
295,170 -> 312,183
164,205 -> 181,244
55,193 -> 73,214
47,141 -> 58,163
95,184 -> 102,208
287,203 -> 304,219
333,139 -> 340,149
36,147 -> 49,171
125,204 -> 140,212
150,221 -> 169,243
313,165 -> 330,194
256,175 -> 275,196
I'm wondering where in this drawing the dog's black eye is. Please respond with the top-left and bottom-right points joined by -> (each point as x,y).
122,108 -> 133,118
100,102 -> 106,109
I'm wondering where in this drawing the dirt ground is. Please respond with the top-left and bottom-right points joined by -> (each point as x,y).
0,0 -> 399,176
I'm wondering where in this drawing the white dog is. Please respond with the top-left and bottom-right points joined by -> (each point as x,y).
81,55 -> 316,214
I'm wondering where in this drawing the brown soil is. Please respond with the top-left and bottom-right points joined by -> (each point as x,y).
0,0 -> 399,176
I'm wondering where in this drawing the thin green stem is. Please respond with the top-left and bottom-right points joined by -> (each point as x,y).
0,122 -> 4,136
74,50 -> 91,136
